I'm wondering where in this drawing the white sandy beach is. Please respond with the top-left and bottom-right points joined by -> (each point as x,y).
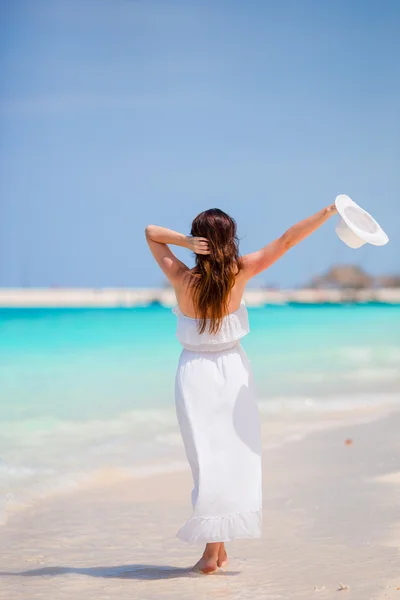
1,404 -> 399,600
1,287 -> 400,307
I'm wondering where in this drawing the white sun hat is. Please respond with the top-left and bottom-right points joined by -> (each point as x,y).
335,194 -> 389,249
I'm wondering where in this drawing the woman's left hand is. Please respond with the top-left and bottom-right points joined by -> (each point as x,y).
186,236 -> 210,255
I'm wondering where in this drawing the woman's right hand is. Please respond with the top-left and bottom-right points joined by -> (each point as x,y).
327,203 -> 338,215
186,236 -> 210,255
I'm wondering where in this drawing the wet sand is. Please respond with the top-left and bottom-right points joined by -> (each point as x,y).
1,408 -> 399,600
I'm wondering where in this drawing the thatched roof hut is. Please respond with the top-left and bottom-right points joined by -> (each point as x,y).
309,265 -> 374,289
375,275 -> 400,288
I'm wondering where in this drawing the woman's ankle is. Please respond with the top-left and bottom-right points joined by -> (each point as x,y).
202,542 -> 220,561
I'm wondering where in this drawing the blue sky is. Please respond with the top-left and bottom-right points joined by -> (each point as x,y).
1,0 -> 399,288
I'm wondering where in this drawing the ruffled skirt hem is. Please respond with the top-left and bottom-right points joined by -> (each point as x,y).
177,508 -> 262,544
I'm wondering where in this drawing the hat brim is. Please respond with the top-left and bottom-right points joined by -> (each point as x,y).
335,195 -> 389,247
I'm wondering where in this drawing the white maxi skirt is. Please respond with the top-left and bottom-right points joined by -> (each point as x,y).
175,341 -> 262,544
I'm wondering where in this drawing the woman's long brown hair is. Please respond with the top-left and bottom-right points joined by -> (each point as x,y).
189,208 -> 242,334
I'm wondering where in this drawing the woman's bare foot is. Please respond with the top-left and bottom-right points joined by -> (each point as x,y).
192,556 -> 219,574
192,542 -> 221,574
217,543 -> 228,569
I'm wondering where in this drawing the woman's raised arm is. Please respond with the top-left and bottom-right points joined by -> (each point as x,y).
241,204 -> 337,280
145,225 -> 209,254
145,225 -> 209,284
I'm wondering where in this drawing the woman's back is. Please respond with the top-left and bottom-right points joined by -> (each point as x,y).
174,269 -> 246,321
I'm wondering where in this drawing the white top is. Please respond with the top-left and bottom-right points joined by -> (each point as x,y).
172,301 -> 250,352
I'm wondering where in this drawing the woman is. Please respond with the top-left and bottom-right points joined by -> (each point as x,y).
145,203 -> 337,573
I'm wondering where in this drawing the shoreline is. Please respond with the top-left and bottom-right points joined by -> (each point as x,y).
1,404 -> 399,599
1,396 -> 399,529
1,287 -> 400,307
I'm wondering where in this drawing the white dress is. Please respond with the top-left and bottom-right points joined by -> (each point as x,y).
173,301 -> 262,544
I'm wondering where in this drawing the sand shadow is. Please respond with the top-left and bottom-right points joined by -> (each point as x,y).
0,564 -> 240,580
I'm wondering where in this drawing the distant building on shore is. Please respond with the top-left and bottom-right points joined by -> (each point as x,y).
375,275 -> 400,288
307,265 -> 400,290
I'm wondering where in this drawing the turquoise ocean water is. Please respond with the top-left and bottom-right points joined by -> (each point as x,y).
1,304 -> 399,522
